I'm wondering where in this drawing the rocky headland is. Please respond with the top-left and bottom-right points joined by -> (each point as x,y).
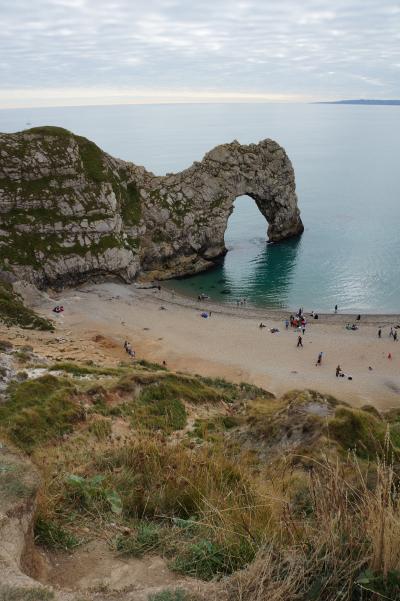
0,126 -> 303,288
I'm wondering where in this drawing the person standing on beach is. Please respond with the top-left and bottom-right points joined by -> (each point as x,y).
285,319 -> 289,330
334,304 -> 338,313
297,335 -> 303,348
378,328 -> 382,338
336,365 -> 341,377
316,352 -> 323,366
390,327 -> 394,338
394,331 -> 398,342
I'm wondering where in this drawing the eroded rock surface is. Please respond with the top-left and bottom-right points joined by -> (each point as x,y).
0,126 -> 303,288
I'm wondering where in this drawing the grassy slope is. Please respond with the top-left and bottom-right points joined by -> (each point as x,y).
0,281 -> 54,330
1,360 -> 400,599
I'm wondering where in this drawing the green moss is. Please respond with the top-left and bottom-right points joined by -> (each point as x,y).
0,375 -> 83,452
0,281 -> 54,330
121,181 -> 142,226
75,135 -> 107,183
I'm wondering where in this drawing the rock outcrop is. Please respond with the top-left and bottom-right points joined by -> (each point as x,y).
0,126 -> 303,288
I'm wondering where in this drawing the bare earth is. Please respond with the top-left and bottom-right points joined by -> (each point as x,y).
6,281 -> 400,410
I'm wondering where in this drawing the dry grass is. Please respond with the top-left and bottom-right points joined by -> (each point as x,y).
215,448 -> 400,601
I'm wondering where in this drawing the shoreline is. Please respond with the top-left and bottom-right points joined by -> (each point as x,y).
9,279 -> 400,411
138,283 -> 400,326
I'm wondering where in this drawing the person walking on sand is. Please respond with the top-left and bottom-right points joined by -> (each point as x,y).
378,328 -> 382,338
316,352 -> 323,366
390,327 -> 394,338
297,335 -> 303,348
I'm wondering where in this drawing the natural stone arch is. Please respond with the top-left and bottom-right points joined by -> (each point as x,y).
0,128 -> 303,287
138,138 -> 304,279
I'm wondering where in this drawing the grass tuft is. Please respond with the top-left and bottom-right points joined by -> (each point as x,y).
0,375 -> 83,452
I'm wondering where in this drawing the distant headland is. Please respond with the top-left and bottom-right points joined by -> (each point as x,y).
315,99 -> 400,106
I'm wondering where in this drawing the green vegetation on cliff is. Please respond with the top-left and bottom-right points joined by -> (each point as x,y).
0,281 -> 54,330
0,126 -> 143,282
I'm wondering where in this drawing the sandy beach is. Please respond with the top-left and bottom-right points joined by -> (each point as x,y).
6,280 -> 400,410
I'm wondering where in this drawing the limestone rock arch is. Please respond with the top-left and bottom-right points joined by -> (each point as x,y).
138,138 -> 304,279
0,128 -> 303,287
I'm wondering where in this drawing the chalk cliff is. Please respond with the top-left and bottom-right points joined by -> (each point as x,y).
0,126 -> 303,288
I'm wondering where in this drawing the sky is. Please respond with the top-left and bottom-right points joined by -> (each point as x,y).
1,0 -> 399,108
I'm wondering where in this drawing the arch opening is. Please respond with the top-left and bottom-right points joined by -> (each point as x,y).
224,195 -> 268,252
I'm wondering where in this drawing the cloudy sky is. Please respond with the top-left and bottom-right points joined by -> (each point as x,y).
1,0 -> 399,108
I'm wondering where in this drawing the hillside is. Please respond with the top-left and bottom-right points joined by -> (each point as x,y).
1,316 -> 400,600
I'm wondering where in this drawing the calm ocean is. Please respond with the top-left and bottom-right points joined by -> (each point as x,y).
1,103 -> 399,313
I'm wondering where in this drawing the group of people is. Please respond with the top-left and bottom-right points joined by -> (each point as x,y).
236,298 -> 247,306
123,340 -> 136,359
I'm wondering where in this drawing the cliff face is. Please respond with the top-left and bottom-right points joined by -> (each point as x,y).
0,126 -> 303,288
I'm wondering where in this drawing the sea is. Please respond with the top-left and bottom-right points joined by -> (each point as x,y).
1,102 -> 399,313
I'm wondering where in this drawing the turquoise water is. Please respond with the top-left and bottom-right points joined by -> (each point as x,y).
1,103 -> 399,312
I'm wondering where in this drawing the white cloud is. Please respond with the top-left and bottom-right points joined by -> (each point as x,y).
0,0 -> 399,108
